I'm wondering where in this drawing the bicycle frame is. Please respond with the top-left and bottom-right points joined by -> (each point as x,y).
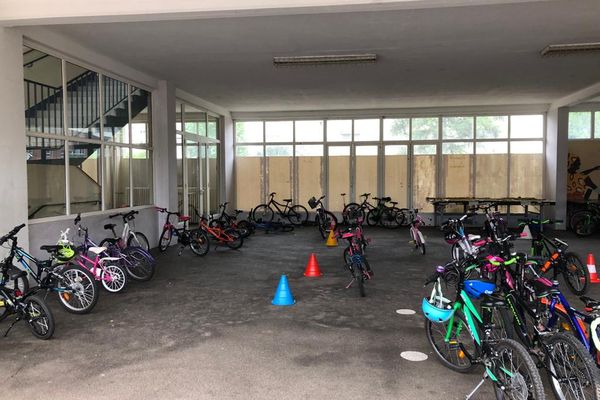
267,196 -> 292,216
199,219 -> 236,242
13,247 -> 72,294
72,253 -> 117,284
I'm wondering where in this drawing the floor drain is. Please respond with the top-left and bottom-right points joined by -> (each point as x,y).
396,309 -> 416,315
400,351 -> 428,362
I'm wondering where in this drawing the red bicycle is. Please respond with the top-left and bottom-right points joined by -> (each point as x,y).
199,217 -> 244,250
156,207 -> 209,256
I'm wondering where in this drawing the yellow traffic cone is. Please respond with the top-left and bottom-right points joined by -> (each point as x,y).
326,229 -> 338,247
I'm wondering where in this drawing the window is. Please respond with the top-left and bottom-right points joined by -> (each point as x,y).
568,112 -> 592,139
383,118 -> 409,141
69,142 -> 101,214
265,121 -> 293,142
384,145 -> 408,207
353,119 -> 379,141
510,115 -> 543,138
27,138 -> 66,219
475,142 -> 508,198
207,115 -> 219,139
412,117 -> 438,140
295,120 -> 323,142
355,145 -> 378,200
296,145 -> 324,208
266,145 -> 293,199
510,141 -> 543,199
327,120 -> 352,142
184,104 -> 206,135
442,142 -> 473,201
235,146 -> 263,210
328,146 -> 350,211
24,47 -> 153,218
236,121 -> 263,143
596,112 -> 600,138
443,117 -> 473,140
412,144 -> 437,211
476,116 -> 508,139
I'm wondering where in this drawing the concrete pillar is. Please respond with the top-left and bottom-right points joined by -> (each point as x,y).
152,80 -> 177,235
0,27 -> 29,251
222,114 -> 235,208
545,106 -> 569,228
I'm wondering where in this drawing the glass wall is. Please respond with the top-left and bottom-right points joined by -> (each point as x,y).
234,113 -> 546,213
23,46 -> 153,219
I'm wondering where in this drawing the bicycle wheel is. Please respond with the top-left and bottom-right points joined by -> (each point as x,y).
128,232 -> 150,252
492,339 -> 545,400
352,262 -> 365,297
317,211 -> 337,239
420,242 -> 426,255
571,210 -> 598,237
237,220 -> 255,236
562,252 -> 589,296
57,265 -> 99,314
393,207 -> 406,226
343,203 -> 363,224
380,208 -> 400,229
252,205 -> 274,223
545,332 -> 600,400
2,267 -> 29,296
425,313 -> 478,373
158,228 -> 172,252
189,229 -> 210,256
224,228 -> 244,249
101,264 -> 128,293
288,205 -> 308,225
366,209 -> 378,226
121,247 -> 155,281
25,296 -> 55,340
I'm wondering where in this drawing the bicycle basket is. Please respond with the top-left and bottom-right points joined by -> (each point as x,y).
308,197 -> 318,209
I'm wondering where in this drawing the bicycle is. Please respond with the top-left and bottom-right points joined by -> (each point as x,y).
64,228 -> 128,293
570,202 -> 600,237
340,221 -> 372,297
101,210 -> 150,251
157,207 -> 209,256
520,218 -> 588,295
252,192 -> 308,226
490,254 -> 600,400
407,209 -> 426,255
422,260 -> 545,399
74,214 -> 156,282
5,224 -> 99,314
199,217 -> 243,250
308,195 -> 337,239
0,225 -> 55,340
343,193 -> 400,228
208,202 -> 254,238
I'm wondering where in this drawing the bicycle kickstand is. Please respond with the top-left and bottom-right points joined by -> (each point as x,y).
4,317 -> 21,337
345,278 -> 355,289
465,372 -> 489,400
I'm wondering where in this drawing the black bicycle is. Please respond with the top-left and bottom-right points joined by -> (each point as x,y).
208,202 -> 254,238
308,195 -> 337,239
252,192 -> 308,225
0,224 -> 55,340
343,193 -> 400,228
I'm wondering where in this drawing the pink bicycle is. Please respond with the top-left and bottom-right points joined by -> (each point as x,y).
61,229 -> 128,293
408,209 -> 426,255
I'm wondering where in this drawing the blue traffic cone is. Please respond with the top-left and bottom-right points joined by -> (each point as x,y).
272,275 -> 296,306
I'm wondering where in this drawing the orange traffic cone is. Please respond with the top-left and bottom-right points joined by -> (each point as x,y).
304,253 -> 323,277
326,229 -> 338,247
588,254 -> 600,284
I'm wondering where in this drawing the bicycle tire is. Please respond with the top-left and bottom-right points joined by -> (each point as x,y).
252,204 -> 274,223
25,295 -> 55,340
493,339 -> 545,400
420,242 -> 426,255
288,205 -> 309,225
352,262 -> 365,297
158,228 -> 172,252
237,220 -> 255,235
343,203 -> 363,224
393,207 -> 406,226
57,264 -> 99,314
128,232 -> 150,252
546,332 -> 600,400
317,211 -> 337,239
189,229 -> 210,256
425,313 -> 478,373
224,228 -> 244,249
366,209 -> 378,226
121,247 -> 155,282
571,210 -> 598,237
381,207 -> 400,229
101,264 -> 128,293
562,252 -> 589,296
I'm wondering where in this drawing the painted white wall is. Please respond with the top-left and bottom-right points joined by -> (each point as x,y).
0,27 -> 29,253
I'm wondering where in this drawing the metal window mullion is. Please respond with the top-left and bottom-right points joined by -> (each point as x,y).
128,85 -> 134,206
379,117 -> 384,198
61,59 -> 71,215
99,74 -> 106,210
350,119 -> 355,203
473,116 -> 478,198
507,116 -> 512,201
324,121 -> 329,210
436,116 -> 442,199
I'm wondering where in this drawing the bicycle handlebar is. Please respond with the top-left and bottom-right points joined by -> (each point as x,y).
109,210 -> 139,221
0,223 -> 26,246
361,193 -> 370,198
155,207 -> 179,216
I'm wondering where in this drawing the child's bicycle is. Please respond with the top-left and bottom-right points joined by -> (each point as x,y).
199,217 -> 244,250
519,218 -> 589,295
340,219 -> 372,297
309,195 -> 337,239
407,209 -> 426,255
156,207 -> 209,256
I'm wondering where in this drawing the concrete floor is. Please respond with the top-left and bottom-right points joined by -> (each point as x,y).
2,226 -> 600,399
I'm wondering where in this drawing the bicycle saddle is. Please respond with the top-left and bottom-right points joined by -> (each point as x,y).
179,216 -> 191,222
340,193 -> 346,196
283,198 -> 292,203
580,296 -> 600,311
235,209 -> 243,214
390,201 -> 398,206
40,245 -> 60,253
104,223 -> 116,230
382,196 -> 391,202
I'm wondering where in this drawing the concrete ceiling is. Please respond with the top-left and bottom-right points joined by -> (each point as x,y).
43,0 -> 600,112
